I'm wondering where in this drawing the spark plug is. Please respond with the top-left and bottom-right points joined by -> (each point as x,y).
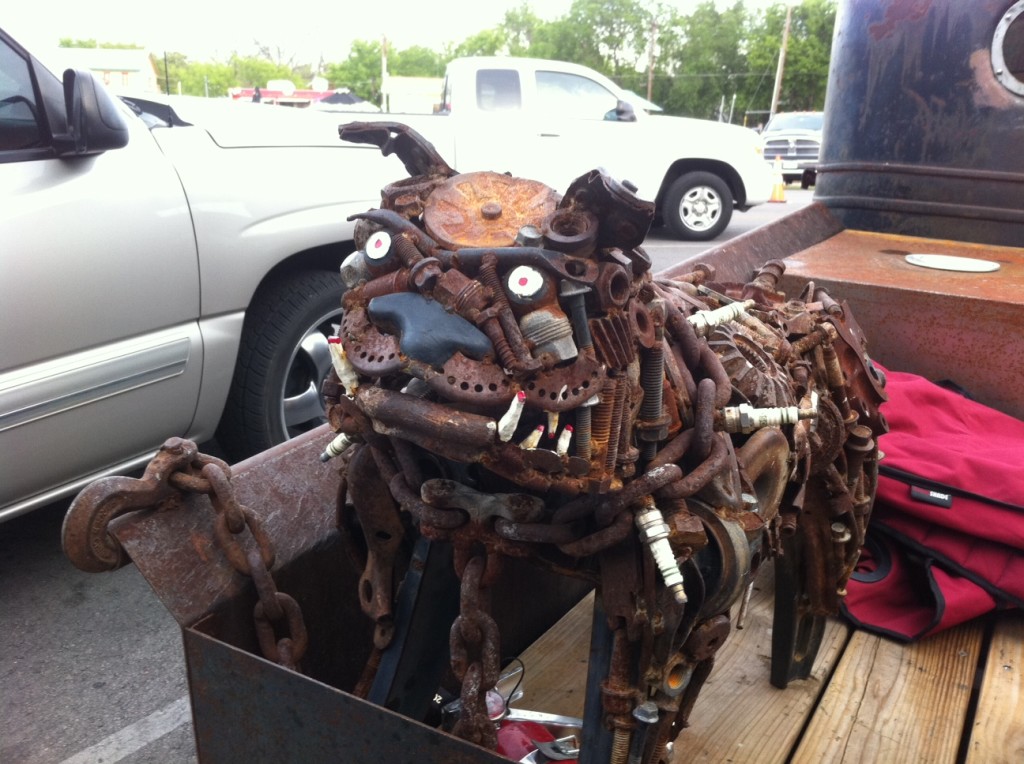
497,391 -> 527,442
547,410 -> 560,437
519,425 -> 544,449
328,337 -> 360,396
319,432 -> 355,462
555,425 -> 574,456
635,498 -> 687,604
687,299 -> 756,337
720,402 -> 818,434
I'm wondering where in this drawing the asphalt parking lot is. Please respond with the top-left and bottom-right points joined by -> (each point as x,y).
0,189 -> 814,764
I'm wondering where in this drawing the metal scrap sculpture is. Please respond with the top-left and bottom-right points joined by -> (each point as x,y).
60,120 -> 888,762
319,122 -> 888,761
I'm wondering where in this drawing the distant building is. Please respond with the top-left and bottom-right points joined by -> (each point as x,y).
49,47 -> 160,94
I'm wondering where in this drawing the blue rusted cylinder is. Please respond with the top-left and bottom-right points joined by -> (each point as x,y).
816,0 -> 1024,246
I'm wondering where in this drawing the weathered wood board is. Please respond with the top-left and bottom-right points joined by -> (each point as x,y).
513,564 -> 1018,764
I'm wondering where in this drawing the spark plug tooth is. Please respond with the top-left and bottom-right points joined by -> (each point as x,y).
498,391 -> 527,442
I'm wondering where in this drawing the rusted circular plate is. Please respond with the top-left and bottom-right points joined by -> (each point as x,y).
423,171 -> 560,249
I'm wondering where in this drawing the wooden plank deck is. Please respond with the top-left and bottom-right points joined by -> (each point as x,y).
514,566 -> 1023,763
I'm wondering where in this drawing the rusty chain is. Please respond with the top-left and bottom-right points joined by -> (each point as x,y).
449,554 -> 501,748
195,461 -> 309,671
63,437 -> 310,671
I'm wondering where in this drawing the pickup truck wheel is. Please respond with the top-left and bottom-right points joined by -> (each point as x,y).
217,271 -> 342,460
663,172 -> 733,241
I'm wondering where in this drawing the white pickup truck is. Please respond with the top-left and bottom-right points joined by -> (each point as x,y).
0,27 -> 403,521
374,56 -> 774,240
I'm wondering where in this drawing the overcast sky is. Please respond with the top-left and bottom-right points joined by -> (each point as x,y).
7,0 -> 573,64
7,0 -> 781,65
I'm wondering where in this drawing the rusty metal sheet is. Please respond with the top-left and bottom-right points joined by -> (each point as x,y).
778,230 -> 1024,420
111,426 -> 341,626
184,627 -> 509,764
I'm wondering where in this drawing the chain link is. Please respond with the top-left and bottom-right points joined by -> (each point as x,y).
449,554 -> 501,748
172,457 -> 309,671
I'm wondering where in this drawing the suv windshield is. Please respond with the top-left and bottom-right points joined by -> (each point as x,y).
764,112 -> 823,132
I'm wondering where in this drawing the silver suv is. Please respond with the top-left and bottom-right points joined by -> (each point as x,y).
761,111 -> 824,188
0,27 -> 400,522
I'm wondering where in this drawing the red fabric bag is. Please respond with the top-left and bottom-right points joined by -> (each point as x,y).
841,369 -> 1024,641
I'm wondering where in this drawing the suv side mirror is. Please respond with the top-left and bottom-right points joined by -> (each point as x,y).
53,69 -> 129,156
613,99 -> 637,122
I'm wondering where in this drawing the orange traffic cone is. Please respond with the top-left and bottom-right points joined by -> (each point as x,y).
769,155 -> 787,203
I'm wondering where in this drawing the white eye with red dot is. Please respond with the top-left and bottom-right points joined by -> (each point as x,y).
365,231 -> 392,260
507,265 -> 545,299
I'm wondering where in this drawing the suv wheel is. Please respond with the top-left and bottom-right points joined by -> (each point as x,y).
217,270 -> 342,460
662,171 -> 734,241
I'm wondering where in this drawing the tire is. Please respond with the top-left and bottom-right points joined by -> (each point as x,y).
662,171 -> 734,241
216,270 -> 343,460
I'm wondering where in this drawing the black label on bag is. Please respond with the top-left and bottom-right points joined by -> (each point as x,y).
910,484 -> 953,508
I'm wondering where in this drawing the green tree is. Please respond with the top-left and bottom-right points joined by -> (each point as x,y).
179,61 -> 237,97
450,29 -> 507,58
59,38 -> 143,49
229,55 -> 299,89
659,1 -> 753,119
152,51 -> 189,95
390,46 -> 446,77
781,0 -> 835,111
564,0 -> 651,75
323,40 -> 385,104
502,4 -> 550,56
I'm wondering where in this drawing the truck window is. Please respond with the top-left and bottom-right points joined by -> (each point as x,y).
476,69 -> 521,112
0,40 -> 43,152
535,70 -> 619,120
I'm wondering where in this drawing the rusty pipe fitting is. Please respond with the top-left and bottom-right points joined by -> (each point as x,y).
542,208 -> 599,257
357,268 -> 413,301
735,426 -> 791,524
355,386 -> 497,448
790,321 -> 838,357
746,259 -> 786,294
670,262 -> 715,285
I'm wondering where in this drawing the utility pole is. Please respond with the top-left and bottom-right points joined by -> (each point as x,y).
769,3 -> 794,118
646,17 -> 658,101
381,35 -> 389,112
